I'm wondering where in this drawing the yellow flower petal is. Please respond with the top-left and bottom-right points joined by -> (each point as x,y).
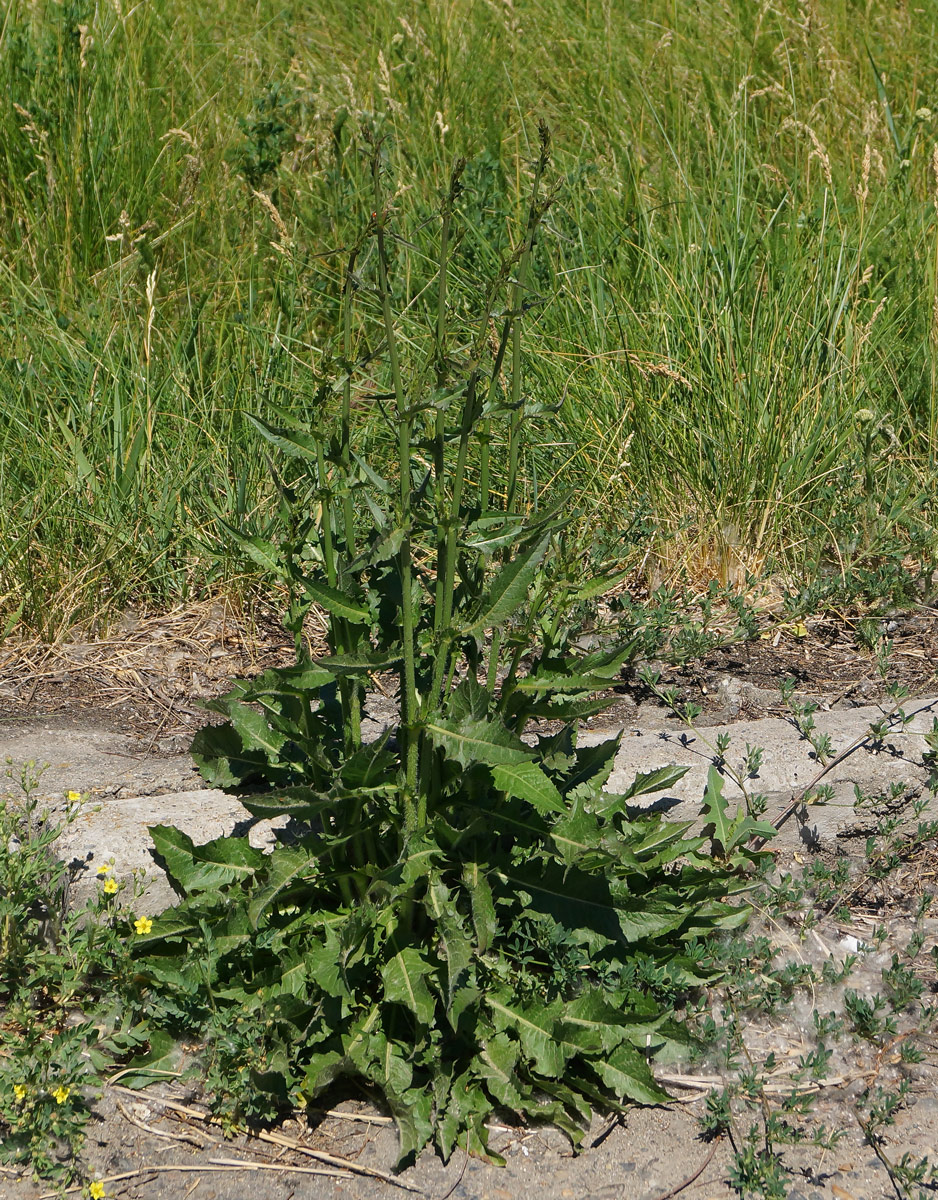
67,790 -> 82,802
13,1084 -> 27,1102
51,1085 -> 70,1104
133,916 -> 153,935
102,878 -> 119,895
89,1182 -> 106,1200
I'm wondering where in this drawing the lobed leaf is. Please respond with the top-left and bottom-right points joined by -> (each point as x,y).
299,574 -> 371,624
463,862 -> 497,952
246,845 -> 317,929
148,826 -> 265,896
592,1041 -> 670,1105
216,520 -> 283,576
462,533 -> 550,635
426,715 -> 532,769
381,947 -> 436,1026
191,721 -> 277,788
486,993 -> 566,1077
491,760 -> 564,814
244,413 -> 322,459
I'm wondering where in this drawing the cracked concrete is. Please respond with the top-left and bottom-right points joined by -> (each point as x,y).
2,696 -> 936,913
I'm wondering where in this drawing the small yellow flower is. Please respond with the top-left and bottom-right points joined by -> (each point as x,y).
96,863 -> 112,877
13,1083 -> 27,1102
51,1085 -> 70,1105
67,790 -> 82,802
102,878 -> 119,895
133,916 -> 153,935
89,1182 -> 106,1200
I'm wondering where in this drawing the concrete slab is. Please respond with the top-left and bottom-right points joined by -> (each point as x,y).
54,789 -> 287,914
593,695 -> 938,850
5,697 -> 937,911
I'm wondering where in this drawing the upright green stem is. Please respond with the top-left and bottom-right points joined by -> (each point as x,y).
318,433 -> 359,752
373,161 -> 419,827
423,165 -> 465,815
432,139 -> 553,705
341,250 -> 359,560
506,127 -> 551,514
316,441 -> 337,589
433,166 -> 463,636
430,273 -> 518,703
340,248 -> 362,749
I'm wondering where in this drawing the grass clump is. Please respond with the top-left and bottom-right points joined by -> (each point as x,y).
2,0 -> 938,634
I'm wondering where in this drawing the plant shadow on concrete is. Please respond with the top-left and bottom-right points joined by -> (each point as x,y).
129,127 -> 772,1166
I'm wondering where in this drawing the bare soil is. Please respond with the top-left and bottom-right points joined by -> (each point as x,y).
1,597 -> 936,742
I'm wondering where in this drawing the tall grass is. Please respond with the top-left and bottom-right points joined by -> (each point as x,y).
1,0 -> 937,635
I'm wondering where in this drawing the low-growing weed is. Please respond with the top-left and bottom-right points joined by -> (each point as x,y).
642,666 -> 938,1198
0,760 -> 152,1183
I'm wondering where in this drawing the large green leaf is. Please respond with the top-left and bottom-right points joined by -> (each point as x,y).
486,994 -> 566,1077
477,1032 -> 524,1109
528,1080 -> 593,1143
291,935 -> 347,999
496,860 -> 625,951
564,734 -> 622,795
298,574 -> 371,624
239,786 -> 334,822
317,648 -> 403,673
576,640 -> 639,679
244,413 -> 321,460
592,1041 -> 670,1105
384,1072 -> 435,1166
118,1030 -> 182,1089
216,521 -> 283,576
132,906 -> 202,949
622,764 -> 690,800
148,827 -> 265,896
381,948 -> 436,1026
460,515 -> 528,555
247,845 -> 317,928
424,875 -> 473,1011
190,722 -> 276,787
557,990 -> 629,1054
510,669 -> 625,694
462,532 -> 550,635
302,1049 -> 348,1097
339,731 -> 396,788
446,676 -> 490,722
491,760 -> 563,814
242,664 -> 336,696
630,819 -> 702,863
463,862 -> 497,952
426,715 -> 532,768
516,694 -> 619,722
549,808 -> 604,862
437,1072 -> 497,1165
700,765 -> 775,856
226,701 -> 287,759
